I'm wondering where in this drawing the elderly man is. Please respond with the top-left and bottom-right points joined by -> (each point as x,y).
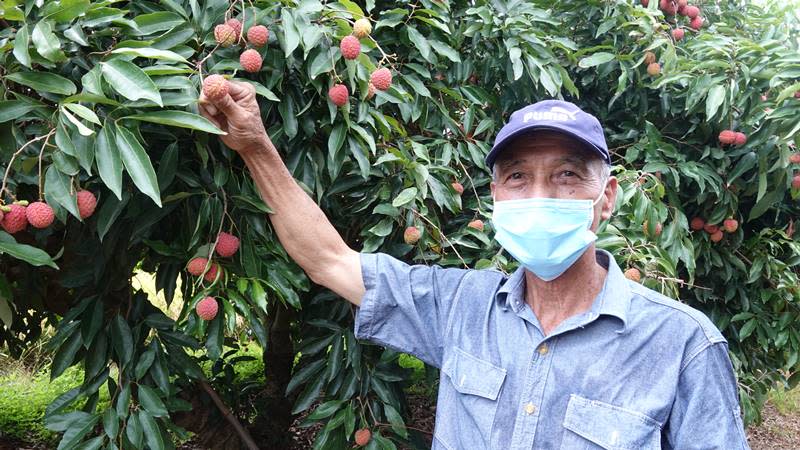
200,83 -> 750,449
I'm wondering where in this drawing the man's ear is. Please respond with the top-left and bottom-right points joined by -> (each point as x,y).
601,175 -> 618,221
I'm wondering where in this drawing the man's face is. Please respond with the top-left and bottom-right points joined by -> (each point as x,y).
489,131 -> 618,231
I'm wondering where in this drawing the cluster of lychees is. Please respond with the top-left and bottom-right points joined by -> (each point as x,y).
0,190 -> 96,234
689,217 -> 739,243
214,18 -> 269,73
184,231 -> 240,321
640,0 -> 705,76
328,18 -> 393,107
402,219 -> 484,245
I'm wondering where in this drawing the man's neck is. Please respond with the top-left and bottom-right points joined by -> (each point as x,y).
523,246 -> 608,336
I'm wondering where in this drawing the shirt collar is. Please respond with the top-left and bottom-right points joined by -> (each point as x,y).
494,249 -> 631,331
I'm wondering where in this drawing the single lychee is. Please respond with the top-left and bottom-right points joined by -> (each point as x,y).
760,94 -> 768,101
644,51 -> 656,65
226,18 -> 242,39
370,68 -> 392,91
77,190 -> 97,219
187,257 -> 210,276
710,230 -> 724,243
216,232 -> 240,257
789,153 -> 800,164
202,75 -> 229,101
672,28 -> 685,41
690,217 -> 705,231
240,49 -> 263,72
641,0 -> 649,6
677,0 -> 688,7
452,182 -> 464,195
340,35 -> 361,60
366,82 -> 376,100
723,218 -> 738,233
353,18 -> 372,39
660,0 -> 677,15
685,5 -> 700,18
403,226 -> 421,245
718,130 -> 736,145
795,91 -> 800,99
355,429 -> 371,447
689,15 -> 703,30
328,84 -> 349,107
214,24 -> 237,47
247,25 -> 269,47
734,132 -> 747,146
704,223 -> 719,234
643,221 -> 663,237
624,268 -> 641,282
792,174 -> 800,189
647,62 -> 661,76
467,219 -> 484,232
26,202 -> 55,229
1,204 -> 27,234
204,263 -> 222,282
196,296 -> 219,321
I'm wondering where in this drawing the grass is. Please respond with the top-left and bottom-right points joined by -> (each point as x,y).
769,383 -> 800,416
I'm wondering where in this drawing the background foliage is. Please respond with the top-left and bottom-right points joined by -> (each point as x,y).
1,0 -> 799,448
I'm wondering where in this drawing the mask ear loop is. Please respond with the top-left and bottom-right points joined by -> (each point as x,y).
592,169 -> 610,207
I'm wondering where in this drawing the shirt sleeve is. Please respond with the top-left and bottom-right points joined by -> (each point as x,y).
354,252 -> 471,368
665,342 -> 750,449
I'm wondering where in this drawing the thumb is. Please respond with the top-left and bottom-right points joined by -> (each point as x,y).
212,92 -> 245,120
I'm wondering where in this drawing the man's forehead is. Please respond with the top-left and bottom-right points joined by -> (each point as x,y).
495,134 -> 596,169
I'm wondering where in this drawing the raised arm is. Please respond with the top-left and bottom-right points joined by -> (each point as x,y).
199,81 -> 364,305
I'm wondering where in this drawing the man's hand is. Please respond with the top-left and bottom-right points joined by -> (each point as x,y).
198,80 -> 269,154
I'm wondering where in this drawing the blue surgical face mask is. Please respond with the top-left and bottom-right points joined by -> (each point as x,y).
491,186 -> 606,281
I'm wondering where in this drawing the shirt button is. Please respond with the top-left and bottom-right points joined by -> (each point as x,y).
538,344 -> 549,355
525,402 -> 536,415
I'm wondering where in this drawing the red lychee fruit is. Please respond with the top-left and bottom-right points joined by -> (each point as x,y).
789,153 -> 800,164
240,49 -> 263,72
660,0 -> 677,15
643,221 -> 663,237
677,0 -> 688,7
723,218 -> 738,233
204,263 -> 222,282
468,219 -> 484,232
641,0 -> 649,6
202,75 -> 229,101
216,232 -> 240,257
370,68 -> 392,91
792,174 -> 800,190
624,268 -> 641,282
644,51 -> 657,65
328,84 -> 349,107
710,230 -> 724,243
355,429 -> 371,446
353,19 -> 372,39
704,223 -> 719,234
718,130 -> 736,145
196,296 -> 219,321
186,257 -> 210,276
214,24 -> 236,47
247,25 -> 269,47
672,28 -> 685,41
403,226 -> 421,245
226,18 -> 242,39
26,202 -> 55,229
77,190 -> 97,219
452,182 -> 464,195
734,132 -> 747,146
795,91 -> 800,99
685,5 -> 700,18
647,62 -> 661,76
690,217 -> 705,231
1,204 -> 27,234
340,35 -> 361,60
689,16 -> 703,30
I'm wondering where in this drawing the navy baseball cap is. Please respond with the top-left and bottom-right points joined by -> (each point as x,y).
485,100 -> 610,168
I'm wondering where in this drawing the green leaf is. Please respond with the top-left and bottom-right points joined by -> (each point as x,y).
5,72 -> 76,95
101,59 -> 162,106
578,52 -> 615,68
406,27 -> 431,61
44,165 -> 82,220
705,85 -> 725,121
133,11 -> 185,35
739,318 -> 757,340
111,47 -> 188,63
12,24 -> 31,68
31,20 -> 66,62
115,126 -> 162,207
63,103 -> 101,125
392,187 -> 418,207
51,330 -> 82,380
60,107 -> 94,136
281,9 -> 301,57
0,296 -> 12,327
384,404 -> 407,438
111,315 -> 133,368
95,125 -> 123,200
124,111 -> 225,134
58,413 -> 99,450
102,407 -> 119,439
43,0 -> 91,23
0,101 -> 36,123
429,39 -> 460,62
307,400 -> 345,420
138,385 -> 168,417
138,410 -> 165,450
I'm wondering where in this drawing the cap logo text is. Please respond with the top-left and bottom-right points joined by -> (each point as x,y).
523,106 -> 578,123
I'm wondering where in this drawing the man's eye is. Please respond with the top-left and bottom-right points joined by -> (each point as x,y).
509,172 -> 523,180
560,170 -> 577,177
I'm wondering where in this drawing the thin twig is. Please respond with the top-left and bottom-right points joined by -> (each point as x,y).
411,210 -> 469,269
456,158 -> 484,212
199,380 -> 259,450
1,130 -> 55,203
37,131 -> 54,201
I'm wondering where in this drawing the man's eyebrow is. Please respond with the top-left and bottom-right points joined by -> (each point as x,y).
497,159 -> 524,170
555,155 -> 590,170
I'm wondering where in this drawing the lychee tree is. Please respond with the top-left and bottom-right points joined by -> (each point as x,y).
1,0 -> 799,448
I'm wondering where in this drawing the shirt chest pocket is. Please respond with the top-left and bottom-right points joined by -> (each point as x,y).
437,347 -> 507,448
560,394 -> 662,450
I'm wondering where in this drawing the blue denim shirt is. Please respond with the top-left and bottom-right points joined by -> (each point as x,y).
354,249 -> 750,450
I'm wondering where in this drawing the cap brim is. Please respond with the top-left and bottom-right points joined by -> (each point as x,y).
486,125 -> 609,169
